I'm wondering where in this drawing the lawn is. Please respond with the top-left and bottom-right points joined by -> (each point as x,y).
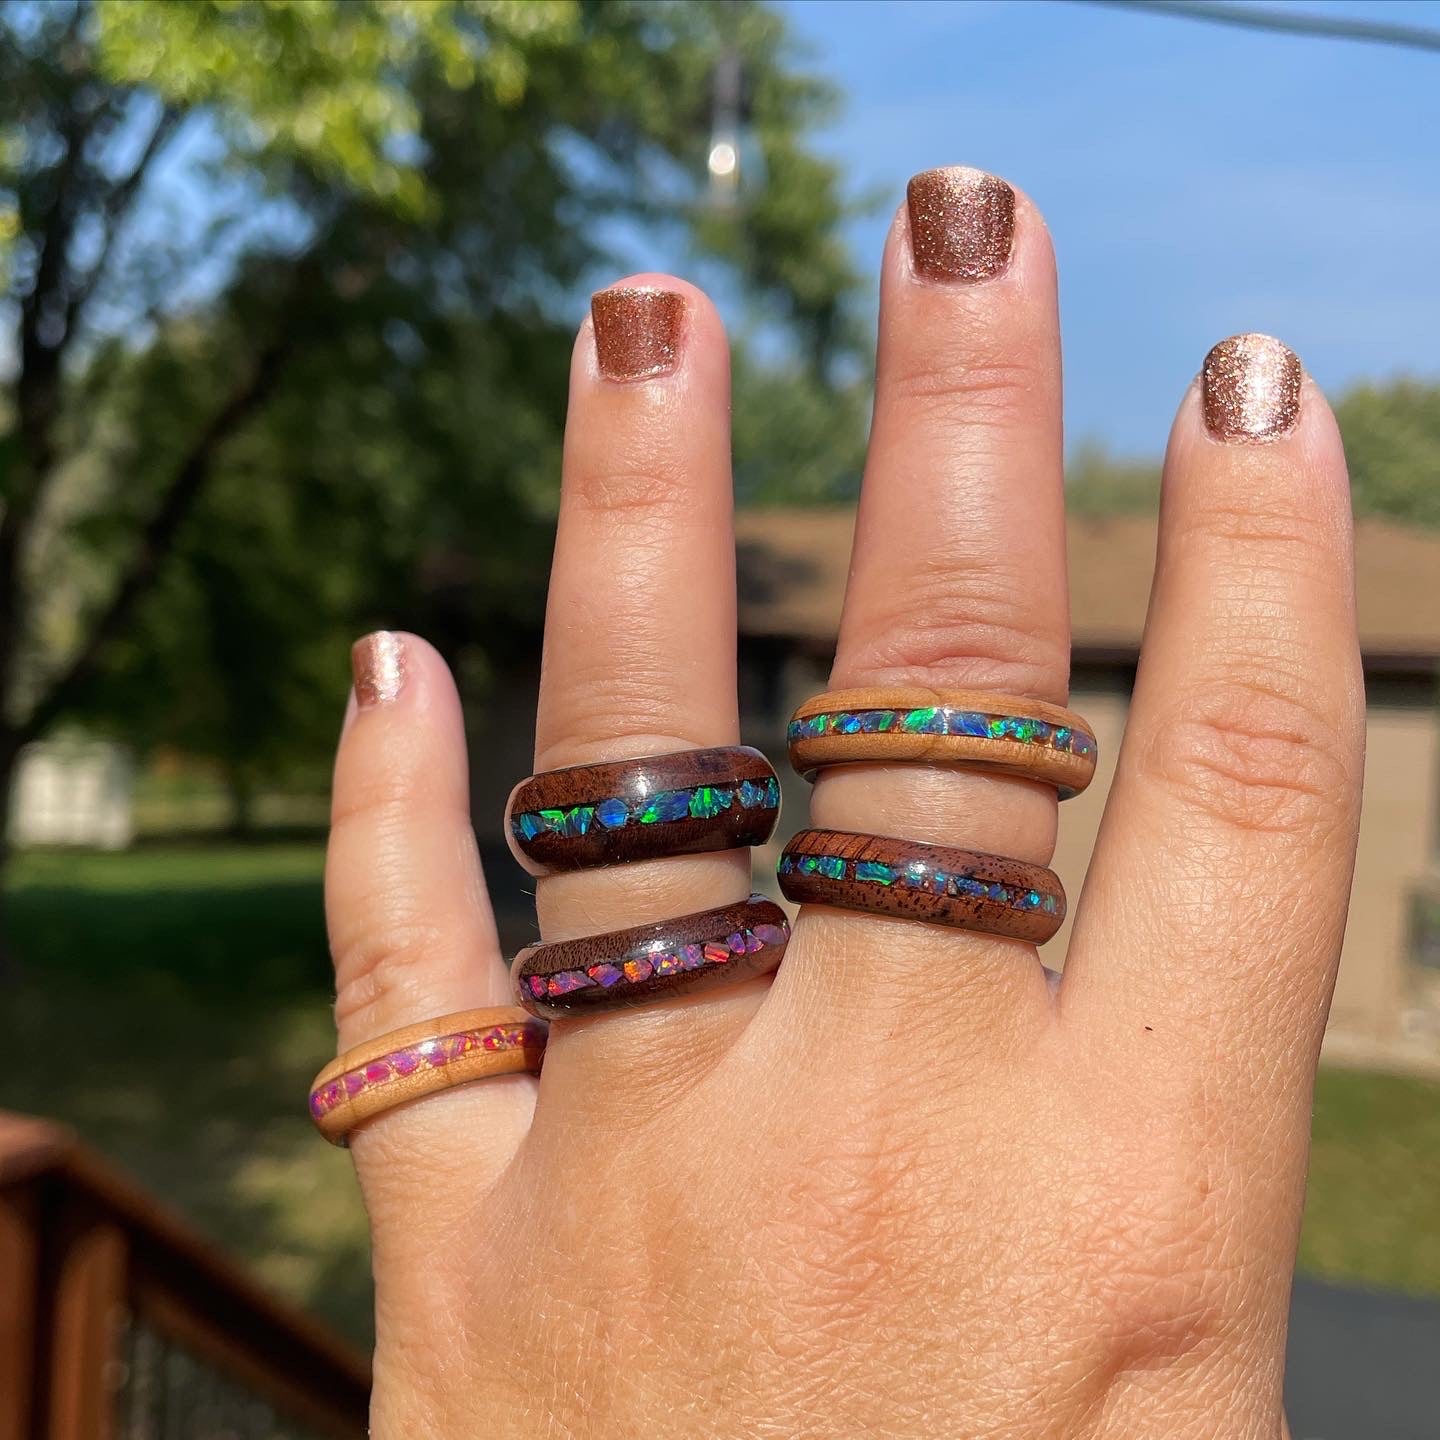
2,845 -> 1437,1356
0,844 -> 373,1343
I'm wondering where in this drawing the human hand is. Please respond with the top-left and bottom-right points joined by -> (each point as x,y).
322,167 -> 1361,1438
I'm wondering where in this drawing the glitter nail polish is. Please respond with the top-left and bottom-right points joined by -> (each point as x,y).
591,287 -> 685,381
906,166 -> 1016,283
352,632 -> 406,707
1202,333 -> 1302,442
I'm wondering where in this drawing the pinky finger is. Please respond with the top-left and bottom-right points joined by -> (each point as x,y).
325,632 -> 534,1189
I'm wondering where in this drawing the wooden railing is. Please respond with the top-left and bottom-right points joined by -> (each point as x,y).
0,1113 -> 370,1440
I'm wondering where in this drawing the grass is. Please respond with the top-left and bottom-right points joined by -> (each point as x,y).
2,845 -> 1437,1357
1300,1067 -> 1440,1296
0,844 -> 374,1345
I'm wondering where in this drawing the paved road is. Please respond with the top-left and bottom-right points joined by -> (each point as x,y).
1286,1278 -> 1440,1439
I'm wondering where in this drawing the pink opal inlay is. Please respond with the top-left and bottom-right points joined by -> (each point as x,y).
525,919 -> 791,1007
310,1022 -> 543,1119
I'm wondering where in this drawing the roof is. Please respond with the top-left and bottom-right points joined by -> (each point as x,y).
735,509 -> 1440,670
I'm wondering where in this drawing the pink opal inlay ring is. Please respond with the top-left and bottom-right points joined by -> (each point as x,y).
308,1007 -> 546,1145
512,893 -> 791,1020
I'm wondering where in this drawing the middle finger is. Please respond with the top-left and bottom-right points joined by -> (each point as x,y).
764,167 -> 1072,1061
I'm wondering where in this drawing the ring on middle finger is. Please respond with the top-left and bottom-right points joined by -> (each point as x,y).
787,687 -> 1097,797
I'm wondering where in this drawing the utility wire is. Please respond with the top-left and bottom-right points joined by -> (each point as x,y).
1084,0 -> 1440,54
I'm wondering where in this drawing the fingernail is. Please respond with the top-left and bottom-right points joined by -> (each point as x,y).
591,286 -> 685,381
1202,333 -> 1303,442
906,166 -> 1016,283
352,632 -> 406,707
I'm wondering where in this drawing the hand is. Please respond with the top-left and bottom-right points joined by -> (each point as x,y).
323,167 -> 1362,1438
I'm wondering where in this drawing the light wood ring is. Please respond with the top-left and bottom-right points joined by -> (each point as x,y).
308,1007 -> 546,1146
787,687 -> 1097,797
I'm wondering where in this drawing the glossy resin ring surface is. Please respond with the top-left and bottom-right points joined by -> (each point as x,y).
308,1007 -> 546,1146
506,745 -> 781,875
778,829 -> 1065,945
787,687 -> 1097,797
513,894 -> 791,1019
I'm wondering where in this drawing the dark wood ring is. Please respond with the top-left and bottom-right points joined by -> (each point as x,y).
512,894 -> 790,1019
778,829 -> 1065,944
505,746 -> 781,875
787,687 -> 1097,797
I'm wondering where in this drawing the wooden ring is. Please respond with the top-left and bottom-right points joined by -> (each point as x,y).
513,894 -> 791,1019
787,687 -> 1097,797
308,1007 -> 546,1146
778,829 -> 1065,944
506,746 -> 781,875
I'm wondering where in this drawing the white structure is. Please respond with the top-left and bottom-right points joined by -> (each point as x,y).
7,741 -> 135,850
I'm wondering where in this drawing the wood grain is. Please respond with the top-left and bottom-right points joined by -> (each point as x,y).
308,1007 -> 545,1146
513,894 -> 790,1019
788,686 -> 1097,797
778,828 -> 1065,945
506,745 -> 780,875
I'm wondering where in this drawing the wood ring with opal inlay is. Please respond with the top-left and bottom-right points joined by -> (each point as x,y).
787,687 -> 1097,797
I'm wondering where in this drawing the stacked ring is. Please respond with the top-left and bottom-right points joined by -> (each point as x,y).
778,829 -> 1065,944
308,1007 -> 546,1146
513,894 -> 791,1019
506,745 -> 781,875
787,687 -> 1097,797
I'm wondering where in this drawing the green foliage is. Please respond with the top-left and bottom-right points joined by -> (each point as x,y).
2,0 -> 867,792
1066,382 -> 1440,527
1301,1066 -> 1440,1296
96,0 -> 581,218
1063,440 -> 1161,516
1334,379 -> 1440,528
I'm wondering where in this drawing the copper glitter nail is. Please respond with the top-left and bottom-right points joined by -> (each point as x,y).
906,166 -> 1016,283
352,632 -> 406,707
1202,333 -> 1303,443
591,287 -> 685,381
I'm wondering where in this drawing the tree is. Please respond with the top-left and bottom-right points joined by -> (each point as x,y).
1,1 -> 867,876
1065,382 -> 1440,527
1334,380 -> 1440,529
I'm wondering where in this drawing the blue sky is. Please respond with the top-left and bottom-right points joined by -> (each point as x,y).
781,0 -> 1440,456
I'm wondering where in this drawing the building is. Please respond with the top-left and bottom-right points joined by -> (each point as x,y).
471,509 -> 1439,1074
732,509 -> 1440,1075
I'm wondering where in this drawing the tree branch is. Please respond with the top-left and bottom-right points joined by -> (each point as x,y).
62,106 -> 182,337
16,329 -> 296,746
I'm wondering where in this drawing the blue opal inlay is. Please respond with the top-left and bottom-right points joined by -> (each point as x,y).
782,849 -> 1061,917
595,797 -> 629,829
514,773 -> 778,846
788,706 -> 1095,764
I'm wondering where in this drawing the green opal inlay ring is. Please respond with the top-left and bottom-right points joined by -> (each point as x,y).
778,828 -> 1066,945
787,687 -> 1098,797
506,745 -> 781,875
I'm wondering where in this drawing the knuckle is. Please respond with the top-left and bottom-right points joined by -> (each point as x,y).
567,437 -> 691,520
1143,676 -> 1354,836
1067,1140 -> 1237,1373
757,1130 -> 925,1332
1188,494 -> 1334,558
329,912 -> 454,1036
885,345 -> 1040,423
842,561 -> 1068,698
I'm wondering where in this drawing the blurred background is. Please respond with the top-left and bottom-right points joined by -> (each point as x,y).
2,1 -> 1437,1436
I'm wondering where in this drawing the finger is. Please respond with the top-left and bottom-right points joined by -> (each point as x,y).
1063,335 -> 1364,1105
326,632 -> 534,1184
528,277 -> 758,1110
759,168 -> 1070,1061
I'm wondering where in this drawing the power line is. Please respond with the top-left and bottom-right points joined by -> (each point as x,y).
1084,0 -> 1440,54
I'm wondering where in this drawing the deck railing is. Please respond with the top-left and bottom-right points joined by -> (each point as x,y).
0,1112 -> 370,1440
